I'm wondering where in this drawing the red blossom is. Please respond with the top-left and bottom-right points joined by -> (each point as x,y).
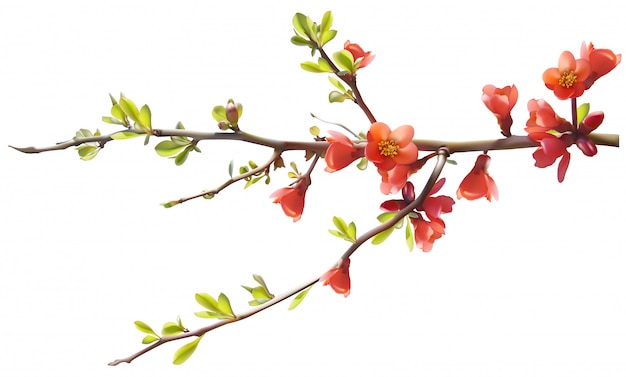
366,122 -> 418,171
380,179 -> 454,252
580,41 -> 621,89
482,84 -> 518,137
324,130 -> 363,173
456,154 -> 498,202
542,51 -> 591,100
344,40 -> 375,69
269,181 -> 309,222
525,99 -> 575,182
320,258 -> 351,297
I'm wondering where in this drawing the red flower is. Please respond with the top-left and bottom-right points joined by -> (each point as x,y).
410,216 -> 445,253
269,180 -> 309,222
542,51 -> 591,100
580,41 -> 621,89
324,130 -> 363,173
482,84 -> 518,137
525,99 -> 575,182
456,154 -> 498,201
344,40 -> 375,69
365,122 -> 418,172
380,179 -> 454,252
320,258 -> 351,297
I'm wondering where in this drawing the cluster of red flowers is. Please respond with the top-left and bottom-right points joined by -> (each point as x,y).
271,39 -> 619,296
380,180 -> 454,252
481,41 -> 619,182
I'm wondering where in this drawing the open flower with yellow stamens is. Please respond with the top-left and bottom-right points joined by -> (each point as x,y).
365,122 -> 417,171
542,51 -> 591,100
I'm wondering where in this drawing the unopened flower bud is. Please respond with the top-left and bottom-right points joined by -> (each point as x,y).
226,99 -> 239,124
578,111 -> 604,135
217,120 -> 229,130
576,136 -> 597,157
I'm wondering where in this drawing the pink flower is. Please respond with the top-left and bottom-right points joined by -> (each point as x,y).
580,41 -> 621,89
542,51 -> 591,100
269,181 -> 309,222
482,84 -> 518,137
324,131 -> 363,172
456,154 -> 499,201
320,258 -> 351,297
344,40 -> 375,69
410,216 -> 445,253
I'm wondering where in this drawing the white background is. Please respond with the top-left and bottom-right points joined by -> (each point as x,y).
1,1 -> 624,376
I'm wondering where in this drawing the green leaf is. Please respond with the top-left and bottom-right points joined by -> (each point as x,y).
155,140 -> 186,157
142,335 -> 160,344
300,61 -> 326,73
309,125 -> 320,136
356,157 -> 368,170
346,222 -> 357,242
320,29 -> 337,46
328,76 -> 347,92
405,220 -> 415,252
289,284 -> 313,310
119,97 -> 140,123
76,128 -> 93,138
212,105 -> 226,122
446,159 -> 457,165
577,102 -> 590,124
111,103 -> 126,122
134,320 -> 158,336
293,13 -> 314,40
174,146 -> 191,166
101,116 -> 126,125
248,160 -> 258,169
172,336 -> 203,365
108,93 -> 118,106
111,131 -> 142,140
291,35 -> 312,47
195,293 -> 219,312
332,216 -> 348,234
377,211 -> 398,223
333,50 -> 355,74
317,57 -> 332,72
244,175 -> 263,189
162,321 -> 184,336
320,11 -> 333,35
217,293 -> 235,318
161,200 -> 179,208
371,226 -> 395,245
143,134 -> 150,146
329,91 -> 350,103
138,104 -> 152,130
77,146 -> 97,158
228,160 -> 234,178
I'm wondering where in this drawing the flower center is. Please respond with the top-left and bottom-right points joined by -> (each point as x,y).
558,70 -> 577,88
378,140 -> 399,157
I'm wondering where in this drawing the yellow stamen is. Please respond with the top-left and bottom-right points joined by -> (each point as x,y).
558,70 -> 577,88
378,140 -> 399,157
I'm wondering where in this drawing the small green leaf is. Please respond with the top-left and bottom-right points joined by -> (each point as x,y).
138,104 -> 152,130
142,335 -> 160,344
172,336 -> 203,365
300,61 -> 326,73
195,293 -> 219,312
291,35 -> 312,47
143,135 -> 150,146
174,146 -> 191,166
101,116 -> 126,125
309,126 -> 320,136
405,220 -> 415,252
328,76 -> 347,92
108,93 -> 118,105
161,200 -> 179,208
356,157 -> 368,170
228,160 -> 234,178
377,212 -> 398,223
446,159 -> 457,165
333,216 -> 348,234
317,57 -> 332,72
77,145 -> 97,158
577,103 -> 590,124
289,284 -> 313,310
155,140 -> 186,157
371,226 -> 395,245
134,320 -> 158,336
76,128 -> 93,138
111,104 -> 126,122
119,97 -> 140,123
346,222 -> 357,242
333,50 -> 355,74
248,160 -> 258,169
162,321 -> 184,336
212,105 -> 226,122
287,172 -> 298,179
111,131 -> 142,140
320,29 -> 337,46
329,91 -> 351,103
217,293 -> 235,318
